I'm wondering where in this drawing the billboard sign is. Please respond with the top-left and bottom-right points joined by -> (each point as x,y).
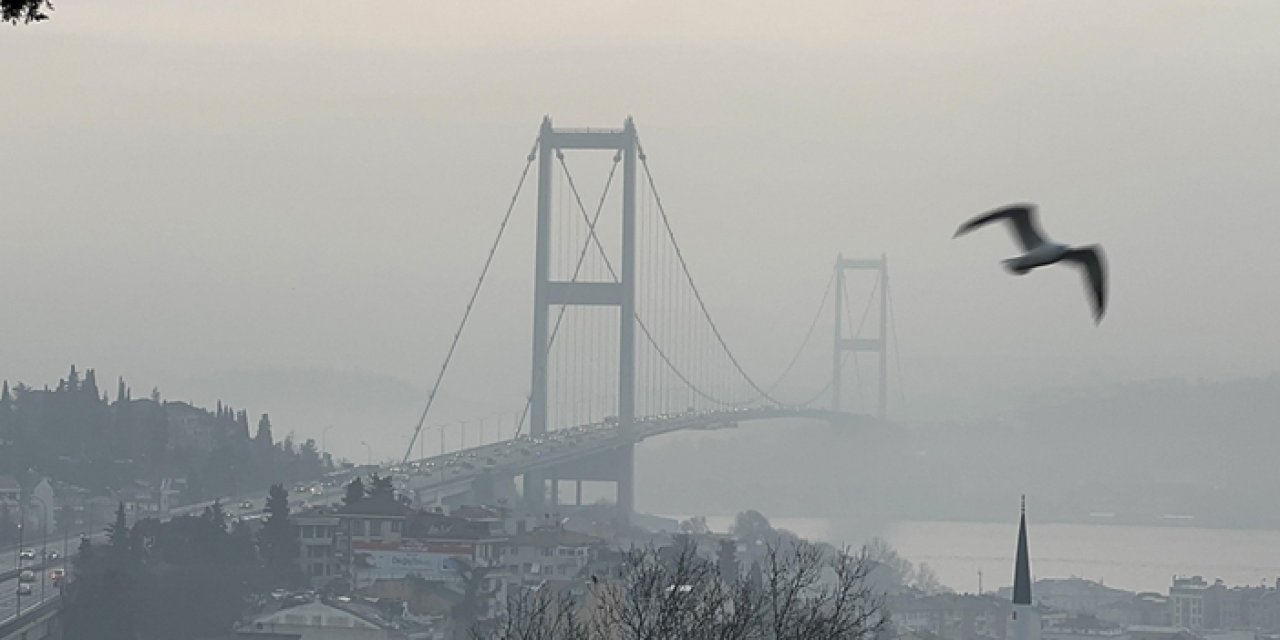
351,541 -> 474,586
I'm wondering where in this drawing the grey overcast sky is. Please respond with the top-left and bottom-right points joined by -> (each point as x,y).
3,1 -> 1279,459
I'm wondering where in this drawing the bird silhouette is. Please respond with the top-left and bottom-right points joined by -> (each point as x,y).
955,203 -> 1108,323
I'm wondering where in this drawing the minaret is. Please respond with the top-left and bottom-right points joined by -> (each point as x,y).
1011,496 -> 1040,640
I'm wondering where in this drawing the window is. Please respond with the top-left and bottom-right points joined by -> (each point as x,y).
541,548 -> 553,557
390,520 -> 402,534
300,525 -> 314,539
350,520 -> 366,536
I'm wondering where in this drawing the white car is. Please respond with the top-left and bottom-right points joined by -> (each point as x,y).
18,549 -> 35,561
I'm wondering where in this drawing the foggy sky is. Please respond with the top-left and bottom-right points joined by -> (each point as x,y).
3,1 -> 1279,462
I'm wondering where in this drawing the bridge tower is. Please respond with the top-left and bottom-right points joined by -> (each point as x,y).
527,116 -> 638,518
832,253 -> 889,421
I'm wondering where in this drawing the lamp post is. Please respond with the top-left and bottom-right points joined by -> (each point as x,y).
14,502 -> 23,617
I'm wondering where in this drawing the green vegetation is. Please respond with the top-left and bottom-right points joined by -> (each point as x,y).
65,498 -> 271,640
0,366 -> 329,504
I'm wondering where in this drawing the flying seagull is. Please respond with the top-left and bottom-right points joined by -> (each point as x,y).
954,203 -> 1108,322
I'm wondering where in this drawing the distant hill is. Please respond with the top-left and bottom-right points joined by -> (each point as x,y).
635,373 -> 1280,530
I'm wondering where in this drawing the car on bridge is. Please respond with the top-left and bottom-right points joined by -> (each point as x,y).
18,548 -> 35,561
17,583 -> 32,596
19,569 -> 36,583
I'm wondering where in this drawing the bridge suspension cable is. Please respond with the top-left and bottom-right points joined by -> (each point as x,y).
636,139 -> 806,408
402,136 -> 540,464
761,269 -> 837,396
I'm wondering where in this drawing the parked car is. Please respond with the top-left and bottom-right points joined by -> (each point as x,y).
239,500 -> 254,510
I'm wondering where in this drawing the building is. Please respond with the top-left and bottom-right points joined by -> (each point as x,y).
892,592 -> 1011,640
236,598 -> 435,639
502,525 -> 603,589
295,506 -> 341,586
1098,593 -> 1172,628
31,478 -> 55,533
1011,498 -> 1042,640
1042,614 -> 1128,640
1170,576 -> 1209,629
337,496 -> 505,591
1002,579 -> 1133,615
0,474 -> 20,505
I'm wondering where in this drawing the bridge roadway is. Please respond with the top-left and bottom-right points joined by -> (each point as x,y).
301,406 -> 868,509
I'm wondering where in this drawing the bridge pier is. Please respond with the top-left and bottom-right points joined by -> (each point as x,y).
522,442 -> 635,523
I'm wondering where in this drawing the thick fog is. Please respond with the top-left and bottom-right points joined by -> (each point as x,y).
3,0 -> 1279,508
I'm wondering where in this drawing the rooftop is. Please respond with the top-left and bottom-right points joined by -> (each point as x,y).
508,527 -> 604,549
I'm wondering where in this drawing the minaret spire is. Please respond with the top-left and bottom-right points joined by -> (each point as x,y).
1013,494 -> 1032,605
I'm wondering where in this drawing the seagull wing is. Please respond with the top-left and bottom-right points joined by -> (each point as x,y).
954,204 -> 1049,251
1063,245 -> 1107,323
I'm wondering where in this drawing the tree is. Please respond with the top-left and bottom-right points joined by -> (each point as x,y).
494,540 -> 887,640
107,501 -> 129,550
911,562 -> 948,595
679,515 -> 710,535
255,414 -> 274,447
366,473 -> 394,499
258,484 -> 298,585
1,0 -> 52,24
343,477 -> 366,505
864,537 -> 914,593
451,558 -> 502,640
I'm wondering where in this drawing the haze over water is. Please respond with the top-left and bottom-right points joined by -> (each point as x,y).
689,516 -> 1280,595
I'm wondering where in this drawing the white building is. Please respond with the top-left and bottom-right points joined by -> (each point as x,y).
502,526 -> 602,588
237,599 -> 435,640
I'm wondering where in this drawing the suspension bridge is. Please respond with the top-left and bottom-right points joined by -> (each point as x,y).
398,116 -> 904,519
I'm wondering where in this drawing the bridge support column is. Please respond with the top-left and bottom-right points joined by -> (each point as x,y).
522,471 -> 545,513
526,116 -> 639,520
471,472 -> 496,505
832,253 -> 891,421
616,443 -> 634,521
